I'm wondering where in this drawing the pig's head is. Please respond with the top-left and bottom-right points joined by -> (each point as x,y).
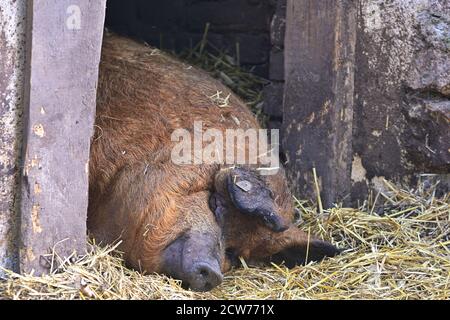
121,189 -> 225,292
209,166 -> 341,272
88,163 -> 225,292
114,165 -> 339,292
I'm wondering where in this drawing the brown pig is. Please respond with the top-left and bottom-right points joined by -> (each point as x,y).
88,34 -> 340,292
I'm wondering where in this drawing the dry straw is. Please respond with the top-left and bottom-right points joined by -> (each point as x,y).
1,178 -> 448,300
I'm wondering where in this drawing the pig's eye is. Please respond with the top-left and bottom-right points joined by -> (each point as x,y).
208,192 -> 228,227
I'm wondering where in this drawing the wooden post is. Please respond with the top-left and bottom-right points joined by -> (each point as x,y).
282,0 -> 356,208
20,0 -> 106,274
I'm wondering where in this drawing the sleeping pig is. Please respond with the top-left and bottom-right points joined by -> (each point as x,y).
88,34 -> 340,292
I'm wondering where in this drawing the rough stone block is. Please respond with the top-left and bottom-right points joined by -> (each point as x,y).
269,49 -> 284,81
263,82 -> 284,118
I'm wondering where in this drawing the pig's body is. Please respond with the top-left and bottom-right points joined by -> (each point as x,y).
88,34 -> 339,291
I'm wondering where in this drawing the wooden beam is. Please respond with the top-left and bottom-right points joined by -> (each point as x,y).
282,0 -> 356,208
20,0 -> 106,274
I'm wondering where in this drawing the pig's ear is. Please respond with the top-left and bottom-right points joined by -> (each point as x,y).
270,239 -> 341,268
226,167 -> 288,233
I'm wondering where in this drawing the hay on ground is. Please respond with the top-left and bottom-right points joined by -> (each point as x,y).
1,178 -> 448,300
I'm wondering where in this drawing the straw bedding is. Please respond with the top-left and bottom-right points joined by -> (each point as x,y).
1,178 -> 448,300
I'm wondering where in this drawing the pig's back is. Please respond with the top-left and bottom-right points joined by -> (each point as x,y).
97,33 -> 258,132
90,33 -> 259,194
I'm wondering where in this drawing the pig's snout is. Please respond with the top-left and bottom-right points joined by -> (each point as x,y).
161,232 -> 224,292
186,261 -> 223,292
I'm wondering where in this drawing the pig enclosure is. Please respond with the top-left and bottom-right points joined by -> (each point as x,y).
0,0 -> 449,294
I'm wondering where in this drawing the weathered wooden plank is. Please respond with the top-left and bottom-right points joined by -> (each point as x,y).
20,0 -> 106,274
282,0 -> 356,208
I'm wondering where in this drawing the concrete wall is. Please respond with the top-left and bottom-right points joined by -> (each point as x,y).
0,0 -> 27,274
352,0 -> 450,200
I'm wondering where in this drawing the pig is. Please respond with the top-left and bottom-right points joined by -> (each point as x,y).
88,34 -> 340,292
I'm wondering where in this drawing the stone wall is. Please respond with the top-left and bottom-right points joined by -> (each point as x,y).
352,0 -> 450,200
105,0 -> 276,77
0,0 -> 27,274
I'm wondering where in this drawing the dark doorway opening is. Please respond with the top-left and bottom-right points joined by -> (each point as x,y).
104,0 -> 275,78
